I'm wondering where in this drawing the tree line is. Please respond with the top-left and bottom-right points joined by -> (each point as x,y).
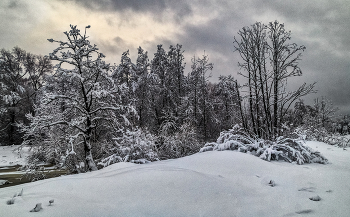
0,22 -> 347,171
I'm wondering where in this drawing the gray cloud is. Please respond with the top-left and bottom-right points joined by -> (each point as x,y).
1,0 -> 349,114
0,0 -> 43,52
172,0 -> 350,114
74,0 -> 167,11
268,0 -> 350,114
73,0 -> 193,23
107,0 -> 350,114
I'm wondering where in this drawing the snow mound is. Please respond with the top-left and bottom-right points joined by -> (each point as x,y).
0,141 -> 349,216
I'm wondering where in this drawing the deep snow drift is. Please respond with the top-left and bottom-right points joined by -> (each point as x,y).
1,141 -> 350,217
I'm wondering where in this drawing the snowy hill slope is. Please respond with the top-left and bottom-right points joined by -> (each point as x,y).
1,141 -> 350,217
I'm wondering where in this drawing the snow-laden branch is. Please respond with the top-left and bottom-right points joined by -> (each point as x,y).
89,106 -> 123,115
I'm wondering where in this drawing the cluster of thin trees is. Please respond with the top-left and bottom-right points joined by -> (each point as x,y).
233,21 -> 315,139
0,21 -> 345,171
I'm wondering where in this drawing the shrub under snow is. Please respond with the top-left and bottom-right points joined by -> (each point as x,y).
97,129 -> 159,168
200,125 -> 328,165
294,125 -> 350,148
157,123 -> 202,160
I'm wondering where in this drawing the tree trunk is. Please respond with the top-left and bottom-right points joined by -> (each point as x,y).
9,109 -> 15,145
84,121 -> 98,171
273,38 -> 279,137
84,141 -> 98,171
235,80 -> 246,129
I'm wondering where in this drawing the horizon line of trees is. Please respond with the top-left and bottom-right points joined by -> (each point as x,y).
0,22 -> 348,170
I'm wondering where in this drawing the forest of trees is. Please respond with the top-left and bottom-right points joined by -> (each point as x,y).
0,22 -> 349,171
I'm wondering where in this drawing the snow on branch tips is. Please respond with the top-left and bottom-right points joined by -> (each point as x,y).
20,25 -> 136,172
200,125 -> 328,165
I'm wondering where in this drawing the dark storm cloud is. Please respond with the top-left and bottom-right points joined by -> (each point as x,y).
180,0 -> 350,113
264,0 -> 350,53
173,17 -> 242,80
302,46 -> 350,108
264,0 -> 350,114
178,20 -> 233,54
97,36 -> 128,55
7,0 -> 19,8
0,0 -> 42,52
74,0 -> 166,11
73,0 -> 192,22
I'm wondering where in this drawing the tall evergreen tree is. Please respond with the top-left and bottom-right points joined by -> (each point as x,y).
187,53 -> 213,140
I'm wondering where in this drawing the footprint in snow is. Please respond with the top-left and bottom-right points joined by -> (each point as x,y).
283,209 -> 313,216
295,209 -> 313,214
268,180 -> 276,187
298,187 -> 316,192
309,195 -> 321,201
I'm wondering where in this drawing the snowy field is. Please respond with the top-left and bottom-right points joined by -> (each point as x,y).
1,141 -> 350,217
0,145 -> 31,167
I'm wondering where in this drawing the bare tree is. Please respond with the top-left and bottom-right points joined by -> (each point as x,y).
234,21 -> 315,139
313,97 -> 338,128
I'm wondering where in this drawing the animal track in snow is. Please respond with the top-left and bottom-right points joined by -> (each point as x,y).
298,187 -> 316,192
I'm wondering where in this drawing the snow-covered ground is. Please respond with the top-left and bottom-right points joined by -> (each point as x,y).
1,141 -> 350,217
0,145 -> 31,167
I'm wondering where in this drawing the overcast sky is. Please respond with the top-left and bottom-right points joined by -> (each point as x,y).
1,0 -> 349,114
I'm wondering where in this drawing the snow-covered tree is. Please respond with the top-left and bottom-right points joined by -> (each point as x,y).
21,25 -> 134,171
213,75 -> 242,132
150,44 -> 171,131
187,53 -> 214,140
312,97 -> 338,129
133,47 -> 154,129
166,44 -> 186,120
0,47 -> 51,146
0,47 -> 27,145
113,50 -> 138,105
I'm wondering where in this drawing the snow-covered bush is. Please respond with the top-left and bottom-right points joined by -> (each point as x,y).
200,125 -> 328,165
294,125 -> 350,148
323,135 -> 350,148
157,123 -> 202,159
20,159 -> 47,182
18,109 -> 73,165
97,129 -> 159,168
293,125 -> 329,142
